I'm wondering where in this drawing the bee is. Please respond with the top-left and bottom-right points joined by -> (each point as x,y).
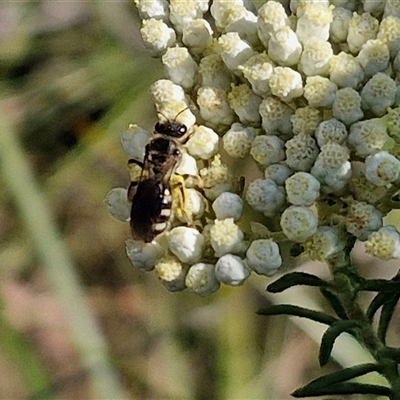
127,113 -> 194,242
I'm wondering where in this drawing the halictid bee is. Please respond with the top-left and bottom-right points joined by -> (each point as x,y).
127,111 -> 194,242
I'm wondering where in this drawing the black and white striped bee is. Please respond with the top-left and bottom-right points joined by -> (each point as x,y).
127,114 -> 193,242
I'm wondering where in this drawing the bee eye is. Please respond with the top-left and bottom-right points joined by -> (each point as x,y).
179,126 -> 187,135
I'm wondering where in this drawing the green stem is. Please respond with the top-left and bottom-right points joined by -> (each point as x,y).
0,102 -> 127,399
329,239 -> 400,396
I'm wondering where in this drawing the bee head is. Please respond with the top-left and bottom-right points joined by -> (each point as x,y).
154,121 -> 187,138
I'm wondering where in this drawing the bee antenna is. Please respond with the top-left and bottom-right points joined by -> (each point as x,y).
156,106 -> 192,122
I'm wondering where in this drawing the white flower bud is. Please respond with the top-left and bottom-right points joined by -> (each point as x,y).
185,263 -> 220,296
167,226 -> 204,263
245,178 -> 285,217
212,192 -> 243,221
150,79 -> 188,105
383,1 -> 400,20
304,76 -> 337,108
215,254 -> 250,286
332,87 -> 363,126
218,32 -> 256,73
304,227 -> 346,261
365,225 -> 400,260
298,38 -> 333,77
348,119 -> 389,157
134,0 -> 169,20
264,163 -> 292,186
228,84 -> 262,125
169,0 -> 203,33
175,152 -> 198,177
269,67 -> 303,103
378,16 -> 400,58
222,123 -> 256,158
250,135 -> 285,166
329,52 -> 364,88
186,125 -> 219,160
182,18 -> 213,54
360,73 -> 397,117
140,19 -> 176,53
365,151 -> 400,187
357,39 -> 390,78
198,54 -> 232,90
311,143 -> 351,193
245,239 -> 282,276
259,97 -> 293,137
347,12 -> 379,54
257,1 -> 290,48
224,5 -> 259,47
296,3 -> 333,43
268,26 -> 302,66
280,206 -> 318,243
291,106 -> 321,136
107,188 -> 130,222
210,218 -> 245,257
197,86 -> 235,130
285,133 -> 319,172
315,118 -> 348,147
330,7 -> 352,44
285,172 -> 320,206
121,124 -> 151,161
240,52 -> 274,96
126,239 -> 164,271
345,201 -> 382,241
162,47 -> 198,90
349,173 -> 388,205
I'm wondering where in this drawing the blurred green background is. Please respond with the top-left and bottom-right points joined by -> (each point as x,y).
0,2 -> 389,399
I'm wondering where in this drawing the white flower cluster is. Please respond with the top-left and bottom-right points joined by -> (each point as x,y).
107,0 -> 400,295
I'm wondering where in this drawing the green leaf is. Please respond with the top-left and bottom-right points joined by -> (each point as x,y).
291,363 -> 383,397
361,278 -> 400,292
378,292 -> 400,344
257,304 -> 337,325
292,382 -> 390,397
319,320 -> 360,366
319,287 -> 348,319
267,272 -> 328,293
378,347 -> 400,363
366,291 -> 392,321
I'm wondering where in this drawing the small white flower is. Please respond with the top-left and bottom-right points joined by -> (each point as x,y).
345,201 -> 383,241
215,254 -> 250,286
269,66 -> 304,103
378,16 -> 400,58
267,26 -> 302,66
210,218 -> 245,257
150,79 -> 188,104
250,135 -> 285,166
360,73 -> 397,117
259,97 -> 293,138
169,0 -> 203,33
175,152 -> 199,177
182,18 -> 213,54
285,172 -> 320,206
264,163 -> 292,186
126,239 -> 165,271
106,188 -> 130,222
224,5 -> 259,47
245,239 -> 282,276
222,122 -> 256,158
140,19 -> 176,53
228,83 -> 262,125
304,76 -> 337,109
365,151 -> 400,186
185,263 -> 220,295
134,0 -> 169,20
167,227 -> 204,263
245,178 -> 285,217
285,133 -> 319,172
304,226 -> 346,261
291,106 -> 322,136
330,6 -> 352,44
174,188 -> 205,222
315,118 -> 348,147
332,87 -> 363,126
365,225 -> 400,259
357,39 -> 390,78
347,11 -> 379,54
212,192 -> 243,221
186,125 -> 219,160
329,52 -> 364,88
198,54 -> 232,90
280,206 -> 318,243
155,255 -> 186,291
162,46 -> 198,90
298,38 -> 333,77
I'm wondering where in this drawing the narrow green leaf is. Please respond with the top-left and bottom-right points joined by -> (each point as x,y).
378,292 -> 400,344
361,279 -> 400,292
319,320 -> 360,366
366,291 -> 392,321
292,382 -> 390,397
267,272 -> 328,293
319,287 -> 348,319
257,304 -> 337,325
378,347 -> 400,363
291,363 -> 382,397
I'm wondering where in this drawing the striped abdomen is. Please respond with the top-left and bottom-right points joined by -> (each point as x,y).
130,178 -> 172,242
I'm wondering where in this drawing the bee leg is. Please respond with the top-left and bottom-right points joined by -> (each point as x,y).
171,175 -> 195,227
128,158 -> 144,168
